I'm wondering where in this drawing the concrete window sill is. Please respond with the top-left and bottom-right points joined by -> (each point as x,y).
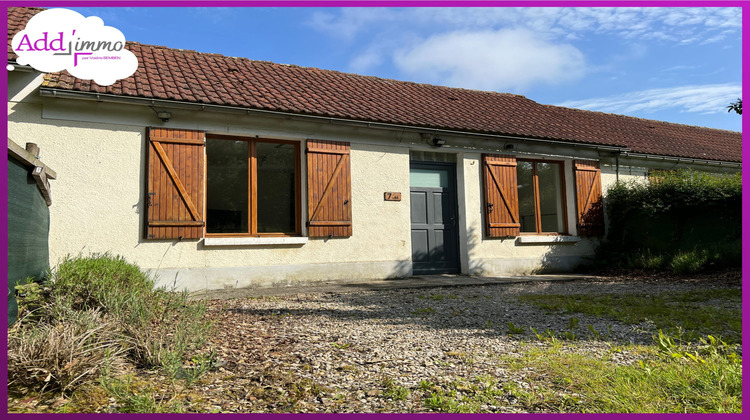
516,236 -> 581,245
203,237 -> 308,246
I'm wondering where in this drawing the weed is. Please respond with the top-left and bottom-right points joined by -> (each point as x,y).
670,250 -> 709,274
450,307 -> 467,316
587,324 -> 601,339
418,380 -> 437,391
381,377 -> 410,401
412,307 -> 435,315
629,250 -> 667,270
566,317 -> 580,331
519,288 -> 741,343
332,342 -> 351,349
506,321 -> 525,335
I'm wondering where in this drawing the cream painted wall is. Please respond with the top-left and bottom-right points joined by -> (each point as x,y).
8,94 -> 415,290
13,72 -> 734,290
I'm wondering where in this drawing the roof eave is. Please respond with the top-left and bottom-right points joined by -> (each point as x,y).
38,86 -> 631,154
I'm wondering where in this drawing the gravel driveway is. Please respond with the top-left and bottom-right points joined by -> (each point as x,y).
198,275 -> 739,413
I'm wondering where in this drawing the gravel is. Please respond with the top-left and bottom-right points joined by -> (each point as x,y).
200,275 -> 740,413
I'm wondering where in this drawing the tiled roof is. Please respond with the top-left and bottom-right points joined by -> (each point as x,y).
8,7 -> 742,163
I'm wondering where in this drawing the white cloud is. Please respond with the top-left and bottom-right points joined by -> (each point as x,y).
308,7 -> 742,45
393,29 -> 585,92
556,84 -> 742,115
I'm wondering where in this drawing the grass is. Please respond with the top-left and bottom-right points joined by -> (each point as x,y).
8,253 -> 214,413
416,286 -> 742,413
9,265 -> 741,413
517,287 -> 741,343
494,337 -> 742,413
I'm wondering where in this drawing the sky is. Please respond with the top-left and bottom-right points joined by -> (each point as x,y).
63,5 -> 742,132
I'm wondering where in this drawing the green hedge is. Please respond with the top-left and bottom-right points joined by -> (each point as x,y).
599,170 -> 741,272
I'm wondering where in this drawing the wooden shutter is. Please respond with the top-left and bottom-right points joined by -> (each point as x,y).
306,139 -> 352,238
574,160 -> 605,236
146,127 -> 205,239
482,154 -> 521,238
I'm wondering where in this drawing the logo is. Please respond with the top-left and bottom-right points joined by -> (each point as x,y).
11,8 -> 138,86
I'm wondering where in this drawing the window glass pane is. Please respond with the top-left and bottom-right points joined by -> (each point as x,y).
206,139 -> 248,233
537,162 -> 564,233
256,142 -> 296,233
516,161 -> 536,233
410,167 -> 450,188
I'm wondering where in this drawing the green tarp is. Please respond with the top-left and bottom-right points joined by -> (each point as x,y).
7,157 -> 50,326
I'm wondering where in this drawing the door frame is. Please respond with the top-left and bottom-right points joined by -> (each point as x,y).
409,160 -> 461,275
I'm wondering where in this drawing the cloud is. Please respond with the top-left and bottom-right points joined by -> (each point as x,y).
308,7 -> 742,45
308,8 -> 397,39
393,29 -> 585,92
556,84 -> 742,115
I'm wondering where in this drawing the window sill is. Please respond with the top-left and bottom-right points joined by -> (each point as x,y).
516,236 -> 580,245
203,237 -> 308,246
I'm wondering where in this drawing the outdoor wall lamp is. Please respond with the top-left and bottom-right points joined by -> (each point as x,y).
432,137 -> 446,147
157,111 -> 172,122
150,105 -> 172,122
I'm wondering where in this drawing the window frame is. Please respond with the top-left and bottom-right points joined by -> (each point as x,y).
516,158 -> 569,236
204,134 -> 302,238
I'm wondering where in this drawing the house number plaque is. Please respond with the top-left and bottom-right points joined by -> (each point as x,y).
384,192 -> 402,201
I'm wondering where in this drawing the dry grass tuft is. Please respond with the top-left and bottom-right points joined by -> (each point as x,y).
8,307 -> 129,392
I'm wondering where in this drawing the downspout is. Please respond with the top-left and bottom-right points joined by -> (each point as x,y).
616,153 -> 620,182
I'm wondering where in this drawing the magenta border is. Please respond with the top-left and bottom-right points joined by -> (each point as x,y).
1,0 -> 746,416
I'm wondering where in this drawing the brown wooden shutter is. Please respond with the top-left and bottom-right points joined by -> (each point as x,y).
574,160 -> 605,236
482,154 -> 521,238
146,127 -> 205,239
306,139 -> 352,238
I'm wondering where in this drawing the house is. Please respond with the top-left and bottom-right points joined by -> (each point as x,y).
6,7 -> 742,291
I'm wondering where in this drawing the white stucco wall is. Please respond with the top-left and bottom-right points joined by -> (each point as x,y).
11,72 -> 736,291
8,89 -> 415,290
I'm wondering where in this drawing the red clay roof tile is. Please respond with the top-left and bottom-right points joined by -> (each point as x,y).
8,7 -> 741,163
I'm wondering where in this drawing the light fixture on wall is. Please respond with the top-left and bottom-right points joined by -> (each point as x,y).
157,111 -> 172,122
150,106 -> 172,122
421,133 -> 446,148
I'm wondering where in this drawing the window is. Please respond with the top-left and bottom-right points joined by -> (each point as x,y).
146,128 -> 353,241
482,154 -> 603,238
517,160 -> 567,234
205,136 -> 300,236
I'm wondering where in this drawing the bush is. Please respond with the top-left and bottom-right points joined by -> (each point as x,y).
8,253 -> 212,396
598,170 -> 741,273
51,253 -> 155,315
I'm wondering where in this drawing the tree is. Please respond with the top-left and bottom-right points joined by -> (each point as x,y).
727,98 -> 742,115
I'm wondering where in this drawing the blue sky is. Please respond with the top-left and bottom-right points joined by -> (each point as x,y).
66,6 -> 742,132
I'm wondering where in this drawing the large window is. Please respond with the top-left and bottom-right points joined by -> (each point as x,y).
516,160 -> 567,234
206,136 -> 300,236
483,154 -> 603,239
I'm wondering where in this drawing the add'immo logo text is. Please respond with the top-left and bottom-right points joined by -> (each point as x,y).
12,8 -> 138,86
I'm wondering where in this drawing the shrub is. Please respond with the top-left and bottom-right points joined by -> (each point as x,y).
51,253 -> 155,315
598,170 -> 741,272
8,253 -> 212,396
